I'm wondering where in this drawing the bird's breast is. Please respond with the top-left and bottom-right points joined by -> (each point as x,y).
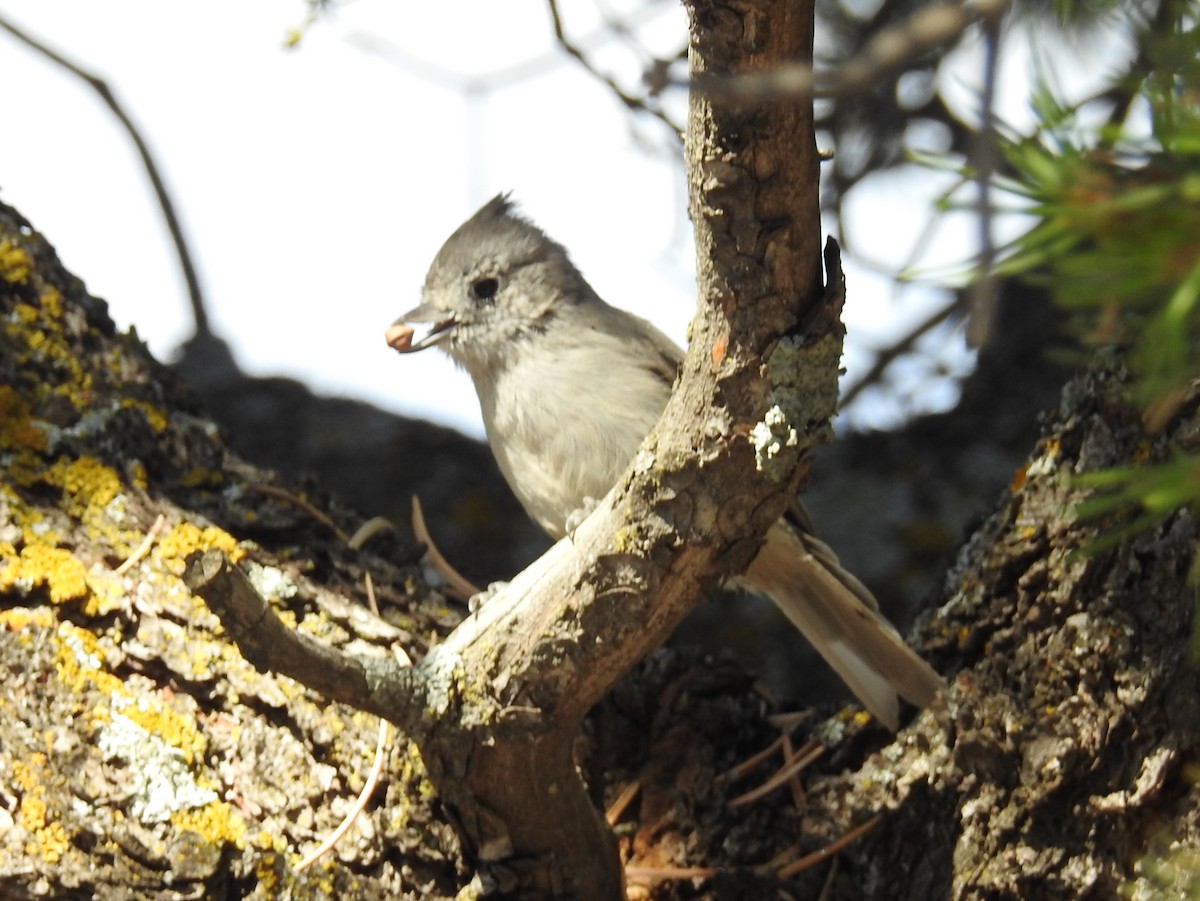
473,342 -> 670,538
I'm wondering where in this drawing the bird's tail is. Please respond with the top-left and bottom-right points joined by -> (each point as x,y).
739,520 -> 943,731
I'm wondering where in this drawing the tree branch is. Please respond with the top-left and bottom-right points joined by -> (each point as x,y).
188,0 -> 837,896
183,550 -> 423,724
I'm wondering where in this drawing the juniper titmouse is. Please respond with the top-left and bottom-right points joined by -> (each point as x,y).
385,194 -> 942,729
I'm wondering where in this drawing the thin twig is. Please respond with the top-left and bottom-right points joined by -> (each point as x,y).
604,779 -> 641,827
780,732 -> 807,811
0,12 -> 209,336
716,735 -> 783,784
248,484 -> 350,544
546,0 -> 683,136
114,513 -> 167,575
840,295 -> 966,407
625,864 -> 719,886
965,13 -> 1003,347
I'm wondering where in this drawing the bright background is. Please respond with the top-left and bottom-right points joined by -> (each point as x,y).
0,1 -> 1131,436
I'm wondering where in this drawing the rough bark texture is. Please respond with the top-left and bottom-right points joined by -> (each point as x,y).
801,356 -> 1200,901
0,200 -> 465,899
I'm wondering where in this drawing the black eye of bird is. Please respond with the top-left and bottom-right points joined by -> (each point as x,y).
470,277 -> 499,302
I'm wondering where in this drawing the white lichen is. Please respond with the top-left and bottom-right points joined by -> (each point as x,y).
245,561 -> 298,602
750,404 -> 799,479
97,700 -> 217,824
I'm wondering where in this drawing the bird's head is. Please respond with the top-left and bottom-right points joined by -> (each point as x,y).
386,194 -> 590,375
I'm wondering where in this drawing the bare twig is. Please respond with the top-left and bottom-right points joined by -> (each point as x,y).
625,864 -> 719,886
0,12 -> 209,336
727,741 -> 824,807
183,551 -> 420,723
604,779 -> 641,827
716,735 -> 784,784
965,14 -> 1003,348
781,732 -> 807,811
840,295 -> 966,407
685,0 -> 1008,102
547,0 -> 683,136
248,484 -> 350,544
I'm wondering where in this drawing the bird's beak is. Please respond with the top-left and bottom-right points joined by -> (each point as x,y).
385,304 -> 457,354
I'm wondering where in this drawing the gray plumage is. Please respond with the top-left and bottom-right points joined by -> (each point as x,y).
387,194 -> 943,729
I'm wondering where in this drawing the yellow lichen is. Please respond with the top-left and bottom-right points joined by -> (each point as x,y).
41,456 -> 122,518
52,621 -> 124,696
0,240 -> 33,283
81,568 -> 130,617
13,756 -> 71,864
171,800 -> 247,850
154,522 -> 245,576
12,301 -> 39,324
39,286 -> 63,319
120,398 -> 168,434
128,460 -> 149,491
254,829 -> 287,853
0,605 -> 56,632
3,281 -> 93,404
178,467 -> 224,489
396,741 -> 436,804
121,696 -> 208,764
0,543 -> 89,604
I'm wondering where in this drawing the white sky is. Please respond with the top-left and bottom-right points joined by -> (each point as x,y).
1,1 -> 1132,436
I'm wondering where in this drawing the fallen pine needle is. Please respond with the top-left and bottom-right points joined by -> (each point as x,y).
727,741 -> 823,807
775,814 -> 882,879
295,574 -> 412,872
296,717 -> 391,872
605,779 -> 641,827
114,513 -> 167,575
625,865 -> 718,886
411,495 -> 480,602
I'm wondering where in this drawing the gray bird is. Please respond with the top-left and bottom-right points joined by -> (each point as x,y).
386,194 -> 942,729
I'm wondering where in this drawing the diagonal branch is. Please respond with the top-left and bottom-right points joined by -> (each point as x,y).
189,0 -> 835,896
0,12 -> 209,337
547,0 -> 683,135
